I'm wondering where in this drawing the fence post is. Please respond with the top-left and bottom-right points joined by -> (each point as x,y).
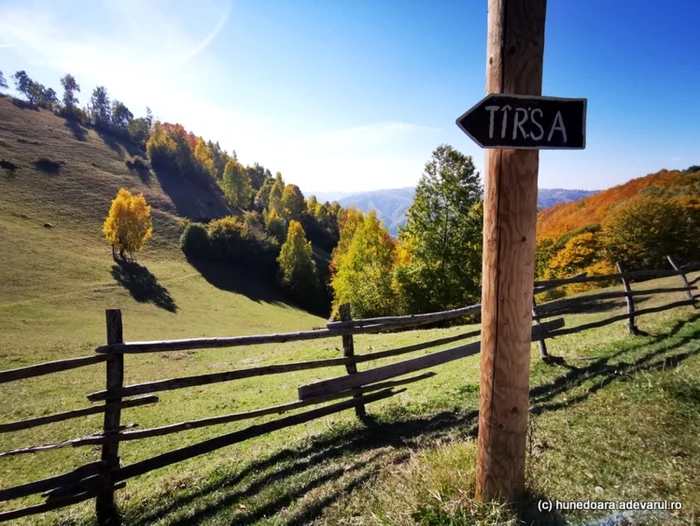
531,297 -> 548,359
339,303 -> 367,421
96,309 -> 124,525
667,255 -> 696,308
616,262 -> 639,335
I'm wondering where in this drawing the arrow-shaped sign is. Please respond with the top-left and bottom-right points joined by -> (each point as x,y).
456,94 -> 587,150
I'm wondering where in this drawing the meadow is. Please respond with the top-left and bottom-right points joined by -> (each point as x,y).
1,97 -> 699,524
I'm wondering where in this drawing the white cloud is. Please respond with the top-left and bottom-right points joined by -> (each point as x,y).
0,0 -> 439,191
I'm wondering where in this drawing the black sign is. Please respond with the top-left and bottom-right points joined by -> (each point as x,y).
456,94 -> 586,150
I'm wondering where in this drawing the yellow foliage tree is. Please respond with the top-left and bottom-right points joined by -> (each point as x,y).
103,188 -> 153,260
194,137 -> 216,179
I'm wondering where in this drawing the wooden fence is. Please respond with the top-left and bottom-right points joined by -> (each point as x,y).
0,257 -> 697,523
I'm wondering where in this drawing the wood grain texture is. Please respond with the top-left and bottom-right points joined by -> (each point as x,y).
668,255 -> 695,305
476,0 -> 547,503
340,304 -> 367,419
531,298 -> 548,358
616,262 -> 639,335
96,309 -> 124,525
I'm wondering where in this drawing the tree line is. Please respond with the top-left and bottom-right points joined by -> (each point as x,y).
535,167 -> 700,298
14,67 -> 692,319
0,68 -> 493,320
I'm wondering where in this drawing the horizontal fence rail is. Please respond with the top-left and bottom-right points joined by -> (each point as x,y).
0,396 -> 158,434
0,258 -> 698,523
298,318 -> 563,400
0,355 -> 109,385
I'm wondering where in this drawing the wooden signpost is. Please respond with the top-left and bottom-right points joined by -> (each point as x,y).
456,0 -> 586,502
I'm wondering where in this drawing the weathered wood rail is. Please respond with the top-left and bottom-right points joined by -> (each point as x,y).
0,257 -> 697,523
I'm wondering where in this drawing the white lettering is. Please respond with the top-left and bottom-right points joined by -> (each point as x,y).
484,105 -> 500,139
500,105 -> 512,139
530,108 -> 544,140
513,108 -> 528,140
547,110 -> 568,143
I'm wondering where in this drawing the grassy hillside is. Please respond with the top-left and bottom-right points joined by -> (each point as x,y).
537,167 -> 700,242
0,95 -> 326,363
1,97 -> 699,525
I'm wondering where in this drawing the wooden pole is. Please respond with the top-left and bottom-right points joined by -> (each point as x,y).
339,303 -> 367,420
96,309 -> 124,525
532,298 -> 548,359
667,255 -> 695,307
616,262 -> 639,335
476,0 -> 547,503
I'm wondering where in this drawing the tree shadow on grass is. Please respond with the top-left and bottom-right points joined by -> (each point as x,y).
63,118 -> 88,142
187,257 -> 292,307
153,167 -> 232,222
117,315 -> 700,525
110,260 -> 178,313
10,98 -> 39,111
97,128 -> 144,159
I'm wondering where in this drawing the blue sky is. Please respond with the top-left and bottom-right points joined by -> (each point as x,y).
0,0 -> 698,193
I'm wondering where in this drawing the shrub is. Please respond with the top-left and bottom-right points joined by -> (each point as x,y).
126,155 -> 149,171
184,216 -> 280,270
180,223 -> 210,258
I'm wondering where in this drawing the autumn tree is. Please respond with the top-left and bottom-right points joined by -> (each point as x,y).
602,195 -> 700,269
331,211 -> 397,318
103,189 -> 153,260
265,208 -> 286,242
307,195 -> 318,215
330,207 -> 364,275
278,220 -> 320,298
194,137 -> 216,179
268,172 -> 285,213
280,184 -> 305,222
221,159 -> 253,208
395,145 -> 483,314
254,178 -> 274,211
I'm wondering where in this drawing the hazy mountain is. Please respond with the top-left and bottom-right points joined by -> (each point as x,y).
310,187 -> 600,236
537,188 -> 600,209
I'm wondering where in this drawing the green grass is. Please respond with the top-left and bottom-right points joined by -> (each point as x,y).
1,97 -> 700,524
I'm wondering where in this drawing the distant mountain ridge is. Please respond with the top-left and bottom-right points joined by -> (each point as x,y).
311,187 -> 599,236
